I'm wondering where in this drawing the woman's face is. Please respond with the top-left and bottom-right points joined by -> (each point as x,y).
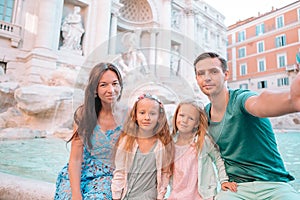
97,70 -> 121,105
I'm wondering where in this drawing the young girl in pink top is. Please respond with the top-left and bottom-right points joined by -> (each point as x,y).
111,93 -> 174,200
168,99 -> 237,200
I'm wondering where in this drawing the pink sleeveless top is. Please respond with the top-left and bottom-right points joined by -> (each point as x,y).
168,144 -> 203,200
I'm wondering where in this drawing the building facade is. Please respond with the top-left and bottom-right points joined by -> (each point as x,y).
0,0 -> 227,132
0,0 -> 226,88
226,1 -> 300,92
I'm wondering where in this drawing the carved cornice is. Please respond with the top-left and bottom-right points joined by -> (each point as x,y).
111,1 -> 123,17
183,7 -> 195,16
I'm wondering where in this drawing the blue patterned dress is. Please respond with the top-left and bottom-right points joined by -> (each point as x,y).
54,125 -> 121,200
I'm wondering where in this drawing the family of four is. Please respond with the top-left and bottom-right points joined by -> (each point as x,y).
54,52 -> 300,200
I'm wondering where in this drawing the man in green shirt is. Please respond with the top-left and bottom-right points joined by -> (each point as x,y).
193,52 -> 300,199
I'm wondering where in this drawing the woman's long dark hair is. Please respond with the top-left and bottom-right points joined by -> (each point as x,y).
69,62 -> 123,149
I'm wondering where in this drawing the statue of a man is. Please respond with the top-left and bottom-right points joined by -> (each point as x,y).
170,45 -> 181,76
171,10 -> 181,30
61,6 -> 85,53
119,32 -> 149,75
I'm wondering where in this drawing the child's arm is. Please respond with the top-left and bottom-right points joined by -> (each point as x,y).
111,139 -> 127,200
158,166 -> 171,200
157,142 -> 173,200
206,136 -> 237,192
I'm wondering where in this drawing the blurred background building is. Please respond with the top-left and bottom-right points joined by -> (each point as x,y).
226,1 -> 300,92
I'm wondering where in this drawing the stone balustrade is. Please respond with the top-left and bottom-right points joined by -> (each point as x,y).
0,21 -> 22,47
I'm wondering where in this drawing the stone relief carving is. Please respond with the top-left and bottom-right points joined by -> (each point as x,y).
170,45 -> 181,76
171,9 -> 181,30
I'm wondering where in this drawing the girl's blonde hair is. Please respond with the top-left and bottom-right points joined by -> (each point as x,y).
172,98 -> 208,152
116,94 -> 174,171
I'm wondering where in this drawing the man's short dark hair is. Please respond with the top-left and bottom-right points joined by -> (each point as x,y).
193,52 -> 228,73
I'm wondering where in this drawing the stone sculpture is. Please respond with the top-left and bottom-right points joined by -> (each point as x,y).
61,6 -> 85,54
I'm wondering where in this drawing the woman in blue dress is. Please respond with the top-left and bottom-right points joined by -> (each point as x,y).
54,62 -> 124,200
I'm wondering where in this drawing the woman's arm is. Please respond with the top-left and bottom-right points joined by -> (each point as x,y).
68,124 -> 84,200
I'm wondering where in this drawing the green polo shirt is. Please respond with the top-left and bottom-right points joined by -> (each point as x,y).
205,89 -> 294,183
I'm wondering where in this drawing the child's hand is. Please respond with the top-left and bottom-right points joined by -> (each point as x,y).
221,181 -> 238,192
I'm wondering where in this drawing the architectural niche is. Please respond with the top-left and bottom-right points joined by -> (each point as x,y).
119,0 -> 153,23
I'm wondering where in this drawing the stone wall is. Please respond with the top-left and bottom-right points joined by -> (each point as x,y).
270,112 -> 300,130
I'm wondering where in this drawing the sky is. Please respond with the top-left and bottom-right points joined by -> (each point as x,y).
203,0 -> 298,26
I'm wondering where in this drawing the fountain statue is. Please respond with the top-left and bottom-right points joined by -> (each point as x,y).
60,6 -> 85,55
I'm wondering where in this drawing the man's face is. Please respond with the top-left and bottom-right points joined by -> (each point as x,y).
195,57 -> 228,97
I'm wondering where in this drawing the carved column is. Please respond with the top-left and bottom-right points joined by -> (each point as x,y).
183,4 -> 196,69
160,0 -> 172,29
109,1 -> 123,55
184,7 -> 195,41
148,30 -> 157,70
81,0 -> 112,65
35,0 -> 60,50
109,13 -> 118,55
22,0 -> 60,85
157,0 -> 172,74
